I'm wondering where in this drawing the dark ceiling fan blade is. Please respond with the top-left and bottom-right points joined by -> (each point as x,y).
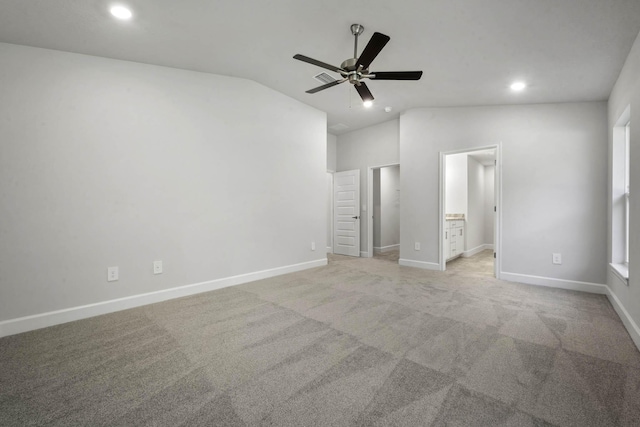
355,32 -> 390,70
355,82 -> 374,102
305,79 -> 346,94
293,54 -> 344,73
370,71 -> 423,80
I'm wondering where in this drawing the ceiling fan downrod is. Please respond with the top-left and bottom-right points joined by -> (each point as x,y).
351,24 -> 364,59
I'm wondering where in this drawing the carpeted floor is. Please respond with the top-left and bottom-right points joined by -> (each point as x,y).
1,251 -> 639,426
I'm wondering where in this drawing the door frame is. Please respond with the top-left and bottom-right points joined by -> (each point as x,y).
367,162 -> 400,259
438,144 -> 502,278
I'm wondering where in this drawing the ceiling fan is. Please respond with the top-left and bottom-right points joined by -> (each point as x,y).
293,24 -> 423,104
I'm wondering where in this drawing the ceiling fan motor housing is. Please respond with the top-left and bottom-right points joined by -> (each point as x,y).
340,58 -> 367,84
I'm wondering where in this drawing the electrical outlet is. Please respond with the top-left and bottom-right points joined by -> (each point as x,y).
552,253 -> 562,265
311,241 -> 316,251
153,260 -> 163,274
107,266 -> 119,282
415,242 -> 421,251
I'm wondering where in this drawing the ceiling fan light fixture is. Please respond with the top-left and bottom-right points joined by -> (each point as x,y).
110,5 -> 133,20
510,81 -> 527,92
363,100 -> 373,108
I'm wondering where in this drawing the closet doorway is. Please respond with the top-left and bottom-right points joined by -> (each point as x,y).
440,146 -> 501,277
367,164 -> 400,262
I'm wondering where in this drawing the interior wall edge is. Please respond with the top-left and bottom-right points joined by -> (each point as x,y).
606,287 -> 640,352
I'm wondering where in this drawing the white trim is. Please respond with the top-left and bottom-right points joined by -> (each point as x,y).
0,258 -> 327,338
606,287 -> 640,351
609,263 -> 629,286
500,271 -> 608,294
360,251 -> 370,257
367,163 -> 400,259
374,244 -> 400,254
326,246 -> 333,254
399,258 -> 441,271
462,244 -> 493,258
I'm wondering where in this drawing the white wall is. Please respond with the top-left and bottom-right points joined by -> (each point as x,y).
484,165 -> 495,245
380,166 -> 400,248
607,30 -> 640,347
0,43 -> 327,325
337,119 -> 399,256
400,102 -> 607,283
466,156 -> 485,252
445,153 -> 468,216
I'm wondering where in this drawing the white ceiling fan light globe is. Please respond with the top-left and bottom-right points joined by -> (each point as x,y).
510,81 -> 527,92
110,5 -> 133,20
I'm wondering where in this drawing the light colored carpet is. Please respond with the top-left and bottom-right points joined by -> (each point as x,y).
1,251 -> 640,426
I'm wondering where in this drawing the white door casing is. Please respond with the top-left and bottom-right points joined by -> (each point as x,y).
334,170 -> 360,257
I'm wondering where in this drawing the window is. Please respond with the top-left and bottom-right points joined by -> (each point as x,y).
611,106 -> 630,284
624,121 -> 630,265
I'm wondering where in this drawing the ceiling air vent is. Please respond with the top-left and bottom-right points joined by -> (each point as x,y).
313,72 -> 337,85
329,123 -> 349,131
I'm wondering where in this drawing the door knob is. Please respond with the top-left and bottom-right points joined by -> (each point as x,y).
352,216 -> 360,219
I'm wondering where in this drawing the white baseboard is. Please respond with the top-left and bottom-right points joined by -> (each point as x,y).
500,271 -> 608,294
399,258 -> 442,271
326,246 -> 333,254
606,287 -> 640,351
0,258 -> 328,338
373,244 -> 400,254
462,244 -> 493,258
360,251 -> 370,258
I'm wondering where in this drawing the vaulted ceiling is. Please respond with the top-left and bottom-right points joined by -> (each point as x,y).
1,0 -> 639,134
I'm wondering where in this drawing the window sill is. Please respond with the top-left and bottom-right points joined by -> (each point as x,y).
610,263 -> 629,286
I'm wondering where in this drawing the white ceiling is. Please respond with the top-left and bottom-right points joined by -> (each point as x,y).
1,0 -> 639,135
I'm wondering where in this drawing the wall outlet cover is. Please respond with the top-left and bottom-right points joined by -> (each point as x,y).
415,242 -> 421,251
153,261 -> 163,274
552,253 -> 562,265
107,266 -> 119,282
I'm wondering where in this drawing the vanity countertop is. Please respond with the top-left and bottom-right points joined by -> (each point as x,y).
445,214 -> 465,221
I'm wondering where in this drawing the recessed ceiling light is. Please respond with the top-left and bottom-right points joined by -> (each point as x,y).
510,81 -> 527,92
110,5 -> 133,20
363,100 -> 373,108
384,106 -> 393,113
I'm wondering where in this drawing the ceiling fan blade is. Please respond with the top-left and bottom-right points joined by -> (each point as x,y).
355,82 -> 374,102
355,32 -> 390,70
305,79 -> 346,94
370,71 -> 423,80
293,54 -> 344,73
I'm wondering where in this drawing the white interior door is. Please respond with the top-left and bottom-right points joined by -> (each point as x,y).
334,170 -> 360,257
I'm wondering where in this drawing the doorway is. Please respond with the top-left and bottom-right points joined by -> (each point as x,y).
440,146 -> 501,277
367,163 -> 400,261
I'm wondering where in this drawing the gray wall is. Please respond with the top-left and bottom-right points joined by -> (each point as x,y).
400,102 -> 607,283
327,133 -> 337,171
0,43 -> 327,322
608,30 -> 640,334
373,169 -> 381,248
445,153 -> 468,216
337,119 -> 399,256
466,156 -> 485,252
